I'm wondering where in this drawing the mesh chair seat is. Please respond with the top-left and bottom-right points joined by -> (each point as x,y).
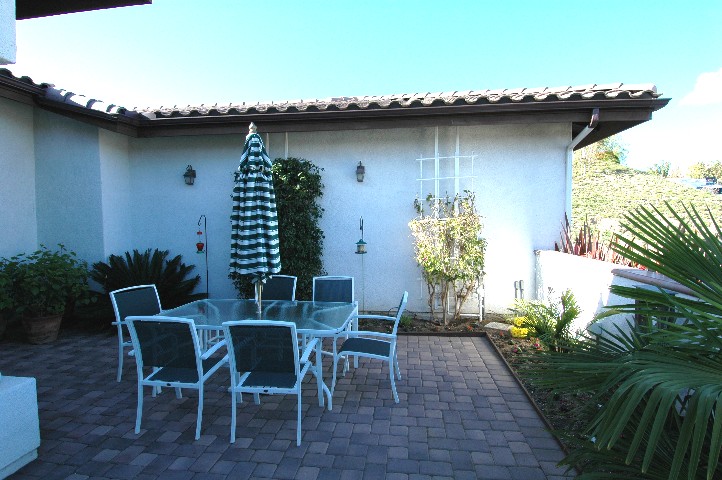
258,275 -> 297,301
243,371 -> 299,390
339,337 -> 390,358
312,276 -> 354,303
147,357 -> 223,384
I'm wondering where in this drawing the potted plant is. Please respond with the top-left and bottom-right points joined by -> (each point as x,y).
9,245 -> 90,344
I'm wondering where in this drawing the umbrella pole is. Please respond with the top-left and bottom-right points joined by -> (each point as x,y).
255,280 -> 263,314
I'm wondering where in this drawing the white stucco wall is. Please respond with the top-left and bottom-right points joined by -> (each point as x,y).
99,130 -> 132,258
127,135 -> 243,299
119,122 -> 569,314
2,99 -> 571,314
0,97 -> 36,257
0,0 -> 15,65
34,110 -> 105,263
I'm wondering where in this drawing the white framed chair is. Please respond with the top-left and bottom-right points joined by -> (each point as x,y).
110,285 -> 163,382
126,316 -> 226,440
222,320 -> 322,446
313,276 -> 357,365
256,275 -> 297,301
331,291 -> 408,403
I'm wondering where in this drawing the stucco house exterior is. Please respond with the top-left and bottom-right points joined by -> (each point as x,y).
0,68 -> 669,314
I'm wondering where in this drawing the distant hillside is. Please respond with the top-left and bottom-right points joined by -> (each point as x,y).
572,154 -> 722,238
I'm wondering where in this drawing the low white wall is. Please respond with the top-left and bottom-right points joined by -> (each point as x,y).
535,250 -> 639,335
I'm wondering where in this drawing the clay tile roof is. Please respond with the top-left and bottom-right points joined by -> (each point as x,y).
0,68 -> 663,126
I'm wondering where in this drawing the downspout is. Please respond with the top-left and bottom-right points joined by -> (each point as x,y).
565,108 -> 599,215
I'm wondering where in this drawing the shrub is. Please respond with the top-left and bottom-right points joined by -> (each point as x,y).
5,245 -> 90,317
409,192 -> 486,324
513,289 -> 579,351
90,248 -> 202,310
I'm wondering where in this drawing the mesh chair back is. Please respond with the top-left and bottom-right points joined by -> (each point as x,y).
112,285 -> 162,322
260,275 -> 297,301
132,319 -> 198,370
313,276 -> 354,303
226,323 -> 297,375
391,291 -> 409,336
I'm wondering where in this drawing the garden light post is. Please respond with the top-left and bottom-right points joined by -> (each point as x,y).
355,216 -> 366,312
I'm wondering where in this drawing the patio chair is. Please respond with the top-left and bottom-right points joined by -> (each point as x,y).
110,285 -> 163,382
331,291 -> 408,403
256,275 -> 297,301
126,316 -> 226,440
312,276 -> 357,365
222,320 -> 321,446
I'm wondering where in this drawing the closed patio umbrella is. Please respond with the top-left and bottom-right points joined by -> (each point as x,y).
230,123 -> 281,307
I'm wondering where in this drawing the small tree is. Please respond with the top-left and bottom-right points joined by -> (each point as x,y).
409,192 -> 486,325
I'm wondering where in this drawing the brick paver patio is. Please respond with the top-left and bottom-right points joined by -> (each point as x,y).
0,329 -> 575,479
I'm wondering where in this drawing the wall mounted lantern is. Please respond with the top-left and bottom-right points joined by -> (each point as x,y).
355,161 -> 365,182
183,165 -> 196,185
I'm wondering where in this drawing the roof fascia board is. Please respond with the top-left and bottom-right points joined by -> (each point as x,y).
0,77 -> 45,106
136,102 -> 667,137
33,97 -> 140,137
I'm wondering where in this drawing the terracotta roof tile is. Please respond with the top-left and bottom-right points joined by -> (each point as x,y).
0,68 -> 661,121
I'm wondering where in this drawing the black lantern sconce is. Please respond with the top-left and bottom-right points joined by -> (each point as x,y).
356,161 -> 365,182
183,165 -> 196,185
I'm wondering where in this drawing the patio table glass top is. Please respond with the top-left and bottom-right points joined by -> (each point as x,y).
162,299 -> 358,335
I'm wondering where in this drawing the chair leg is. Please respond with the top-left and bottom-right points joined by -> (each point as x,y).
353,316 -> 359,369
314,340 -> 325,409
117,343 -> 123,383
389,359 -> 399,404
195,385 -> 203,440
296,386 -> 302,446
175,387 -> 182,399
135,383 -> 144,434
394,352 -> 401,380
331,339 -> 340,399
230,387 -> 237,443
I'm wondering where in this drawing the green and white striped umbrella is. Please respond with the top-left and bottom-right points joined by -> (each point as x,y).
230,123 -> 281,284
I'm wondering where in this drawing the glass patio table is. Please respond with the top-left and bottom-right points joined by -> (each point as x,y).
161,298 -> 358,409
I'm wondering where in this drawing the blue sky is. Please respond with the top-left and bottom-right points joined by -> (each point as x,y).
9,0 -> 722,171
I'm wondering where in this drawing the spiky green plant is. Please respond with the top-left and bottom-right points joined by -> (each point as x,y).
513,289 -> 580,351
524,202 -> 722,479
91,248 -> 202,309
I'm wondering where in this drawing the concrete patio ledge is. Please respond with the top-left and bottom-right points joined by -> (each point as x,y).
0,330 -> 575,479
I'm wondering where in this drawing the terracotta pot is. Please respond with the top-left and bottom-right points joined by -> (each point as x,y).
22,314 -> 63,344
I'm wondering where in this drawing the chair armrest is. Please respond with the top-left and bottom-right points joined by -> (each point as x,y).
345,331 -> 396,341
355,314 -> 395,322
300,338 -> 320,364
201,339 -> 227,359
